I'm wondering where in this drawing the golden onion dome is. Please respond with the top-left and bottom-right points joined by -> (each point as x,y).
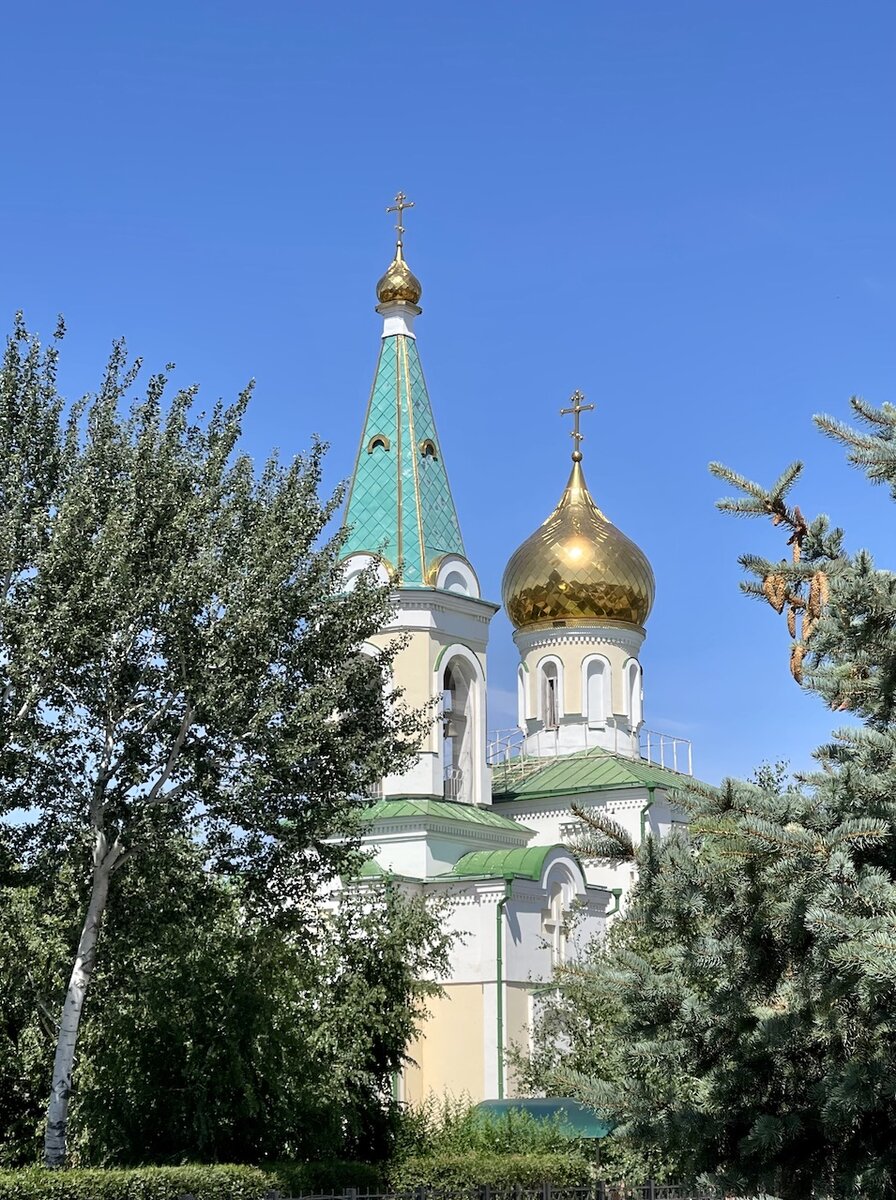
502,458 -> 655,631
376,247 -> 422,306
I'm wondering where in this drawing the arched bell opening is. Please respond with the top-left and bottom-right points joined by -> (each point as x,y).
440,650 -> 485,805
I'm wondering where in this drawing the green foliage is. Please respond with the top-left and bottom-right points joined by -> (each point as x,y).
0,1166 -> 274,1200
260,1161 -> 384,1193
0,1162 -> 381,1200
0,836 -> 451,1166
0,316 -> 432,1163
389,1099 -> 595,1192
530,396 -> 896,1200
389,1151 -> 594,1190
393,1096 -> 587,1160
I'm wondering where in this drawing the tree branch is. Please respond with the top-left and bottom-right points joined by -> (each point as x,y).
145,703 -> 195,805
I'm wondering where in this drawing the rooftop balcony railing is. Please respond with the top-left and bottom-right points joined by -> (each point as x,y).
486,724 -> 693,777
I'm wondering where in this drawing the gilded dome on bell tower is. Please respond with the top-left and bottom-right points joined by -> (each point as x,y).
376,248 -> 422,306
501,393 -> 655,632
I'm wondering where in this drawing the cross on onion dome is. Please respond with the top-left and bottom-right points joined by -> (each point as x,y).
386,191 -> 415,253
559,390 -> 595,461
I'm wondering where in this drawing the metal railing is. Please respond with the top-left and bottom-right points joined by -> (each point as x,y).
487,727 -> 693,778
443,766 -> 464,800
639,730 -> 693,776
284,1184 -> 720,1200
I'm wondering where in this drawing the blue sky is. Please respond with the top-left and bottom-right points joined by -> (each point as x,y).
3,2 -> 894,783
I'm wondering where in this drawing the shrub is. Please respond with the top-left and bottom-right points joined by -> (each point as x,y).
0,1166 -> 272,1200
389,1150 -> 594,1190
393,1097 -> 588,1161
263,1161 -> 383,1193
0,1162 -> 382,1200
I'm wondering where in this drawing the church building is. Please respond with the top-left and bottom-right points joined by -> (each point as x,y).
340,196 -> 692,1105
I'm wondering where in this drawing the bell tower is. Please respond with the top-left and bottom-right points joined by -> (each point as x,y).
341,195 -> 498,805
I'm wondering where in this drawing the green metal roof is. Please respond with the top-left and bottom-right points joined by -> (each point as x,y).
451,845 -> 561,881
492,747 -> 691,801
341,331 -> 465,584
474,1098 -> 613,1140
362,796 -> 530,834
356,858 -> 386,878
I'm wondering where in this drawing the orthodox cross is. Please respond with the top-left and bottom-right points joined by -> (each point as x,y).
560,390 -> 595,458
386,191 -> 415,251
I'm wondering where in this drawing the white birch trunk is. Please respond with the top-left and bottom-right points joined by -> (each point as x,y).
43,832 -> 118,1168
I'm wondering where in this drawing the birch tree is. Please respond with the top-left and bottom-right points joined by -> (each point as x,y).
0,319 -> 423,1167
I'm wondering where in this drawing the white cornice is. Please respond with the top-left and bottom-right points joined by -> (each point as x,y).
395,587 -> 500,618
513,624 -> 644,655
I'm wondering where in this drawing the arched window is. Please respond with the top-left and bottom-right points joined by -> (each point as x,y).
625,659 -> 642,727
539,659 -> 561,730
543,882 -> 567,967
517,665 -> 527,729
419,438 -> 438,460
583,656 -> 611,727
366,434 -> 390,454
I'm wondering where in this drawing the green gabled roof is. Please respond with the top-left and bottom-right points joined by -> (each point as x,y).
450,845 -> 569,882
492,748 -> 692,801
342,331 -> 465,585
356,858 -> 386,878
361,796 -> 531,834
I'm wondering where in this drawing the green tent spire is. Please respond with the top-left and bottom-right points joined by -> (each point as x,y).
342,232 -> 466,585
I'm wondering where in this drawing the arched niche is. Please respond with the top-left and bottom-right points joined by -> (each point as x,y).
341,553 -> 391,592
581,654 -> 612,728
623,657 -> 643,728
432,554 -> 481,598
516,664 -> 527,730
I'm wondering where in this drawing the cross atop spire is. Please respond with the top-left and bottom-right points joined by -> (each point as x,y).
386,191 -> 415,255
560,390 -> 595,461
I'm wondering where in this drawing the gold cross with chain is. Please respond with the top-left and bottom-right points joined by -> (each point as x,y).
560,390 -> 595,460
386,191 -> 415,251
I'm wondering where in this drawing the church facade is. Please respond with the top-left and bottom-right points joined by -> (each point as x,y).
340,198 -> 691,1105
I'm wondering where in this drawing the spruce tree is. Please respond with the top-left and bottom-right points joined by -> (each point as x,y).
536,397 -> 896,1199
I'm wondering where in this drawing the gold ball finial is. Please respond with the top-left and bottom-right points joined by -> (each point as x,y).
376,191 -> 422,306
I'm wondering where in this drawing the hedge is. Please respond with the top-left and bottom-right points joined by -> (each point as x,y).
0,1162 -> 383,1200
388,1151 -> 595,1190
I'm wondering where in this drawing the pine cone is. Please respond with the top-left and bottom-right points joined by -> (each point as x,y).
808,571 -> 829,616
763,573 -> 788,614
803,616 -> 816,641
791,642 -> 805,683
787,606 -> 797,638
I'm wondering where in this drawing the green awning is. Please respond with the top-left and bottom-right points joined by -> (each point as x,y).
474,1098 -> 613,1139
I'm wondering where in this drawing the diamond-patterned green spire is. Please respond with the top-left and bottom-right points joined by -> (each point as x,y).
342,330 -> 466,585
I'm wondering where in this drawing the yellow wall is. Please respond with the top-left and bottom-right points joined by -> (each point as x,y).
504,983 -> 532,1097
403,984 -> 484,1104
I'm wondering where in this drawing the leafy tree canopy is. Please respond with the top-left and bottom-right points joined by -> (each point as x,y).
0,316 -> 428,1164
